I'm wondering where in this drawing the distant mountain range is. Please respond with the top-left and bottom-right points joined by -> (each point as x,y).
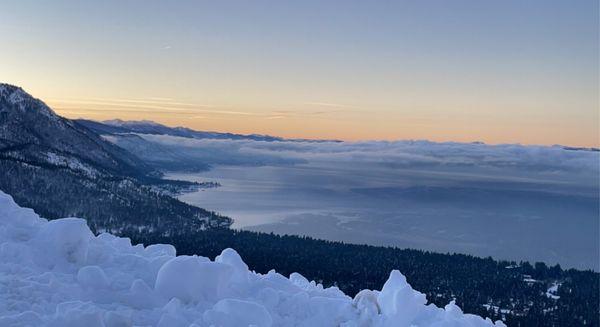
0,83 -> 231,233
77,118 -> 288,142
78,118 -> 343,143
77,119 -> 334,172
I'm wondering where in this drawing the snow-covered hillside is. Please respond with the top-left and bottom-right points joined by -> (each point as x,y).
0,191 -> 504,327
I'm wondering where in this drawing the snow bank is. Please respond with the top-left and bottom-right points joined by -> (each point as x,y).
0,191 -> 504,326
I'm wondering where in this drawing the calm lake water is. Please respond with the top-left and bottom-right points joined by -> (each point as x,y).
167,163 -> 599,270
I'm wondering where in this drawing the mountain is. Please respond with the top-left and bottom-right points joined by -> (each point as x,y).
0,83 -> 231,232
78,118 -> 287,142
0,86 -> 155,179
77,118 -> 343,143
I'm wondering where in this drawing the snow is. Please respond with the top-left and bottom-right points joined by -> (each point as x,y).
481,304 -> 512,319
0,83 -> 57,120
0,191 -> 505,326
545,282 -> 561,300
522,275 -> 540,284
77,266 -> 110,289
45,152 -> 97,177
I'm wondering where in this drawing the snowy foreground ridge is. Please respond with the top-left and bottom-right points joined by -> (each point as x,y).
0,192 -> 504,327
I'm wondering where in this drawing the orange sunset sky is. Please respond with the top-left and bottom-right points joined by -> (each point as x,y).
2,0 -> 598,147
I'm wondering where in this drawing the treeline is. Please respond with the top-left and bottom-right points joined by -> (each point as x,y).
0,159 -> 232,233
127,228 -> 599,327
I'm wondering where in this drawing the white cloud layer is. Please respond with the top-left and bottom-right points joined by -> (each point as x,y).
134,134 -> 599,184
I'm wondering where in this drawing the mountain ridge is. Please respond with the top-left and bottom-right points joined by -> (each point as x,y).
0,83 -> 232,232
77,118 -> 343,143
0,84 -> 157,179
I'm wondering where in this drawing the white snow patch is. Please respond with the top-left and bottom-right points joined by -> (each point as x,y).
46,152 -> 97,177
482,305 -> 512,315
522,275 -> 540,284
0,191 -> 504,326
545,282 -> 561,300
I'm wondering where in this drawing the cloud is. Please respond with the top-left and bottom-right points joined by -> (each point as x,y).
191,109 -> 262,116
109,134 -> 307,168
228,138 -> 597,173
48,98 -> 274,118
304,102 -> 356,109
48,98 -> 209,108
113,133 -> 599,189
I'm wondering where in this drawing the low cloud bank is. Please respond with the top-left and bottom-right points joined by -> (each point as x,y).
128,134 -> 599,184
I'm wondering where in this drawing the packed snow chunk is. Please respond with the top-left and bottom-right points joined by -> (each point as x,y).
77,265 -> 109,289
0,191 -> 505,327
378,270 -> 428,325
353,289 -> 381,322
204,298 -> 273,327
0,192 -> 44,242
216,248 -> 249,276
145,243 -> 177,257
155,255 -> 233,303
304,296 -> 358,326
125,278 -> 158,309
34,218 -> 94,270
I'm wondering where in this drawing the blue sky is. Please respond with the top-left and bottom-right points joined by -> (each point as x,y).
1,0 -> 598,145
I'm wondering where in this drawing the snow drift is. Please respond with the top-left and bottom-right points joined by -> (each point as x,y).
0,191 -> 504,326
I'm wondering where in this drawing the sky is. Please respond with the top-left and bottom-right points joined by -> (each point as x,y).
1,0 -> 598,146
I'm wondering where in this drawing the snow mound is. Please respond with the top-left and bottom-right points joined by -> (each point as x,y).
0,191 -> 505,326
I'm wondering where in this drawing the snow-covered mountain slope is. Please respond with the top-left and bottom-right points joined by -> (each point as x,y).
0,84 -> 231,232
0,191 -> 503,327
0,84 -> 154,178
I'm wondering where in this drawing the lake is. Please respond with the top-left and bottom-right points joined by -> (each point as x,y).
167,162 -> 599,270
